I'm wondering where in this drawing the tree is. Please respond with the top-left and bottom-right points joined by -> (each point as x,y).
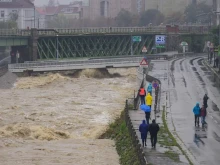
0,20 -> 17,29
47,14 -> 72,28
184,2 -> 212,24
165,12 -> 184,24
139,9 -> 164,26
115,9 -> 132,27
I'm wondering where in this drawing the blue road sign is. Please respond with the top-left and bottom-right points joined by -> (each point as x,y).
152,80 -> 159,89
155,35 -> 166,45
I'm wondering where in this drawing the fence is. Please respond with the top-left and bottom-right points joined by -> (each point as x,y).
125,100 -> 147,165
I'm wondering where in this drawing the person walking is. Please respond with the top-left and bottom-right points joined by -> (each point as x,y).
146,93 -> 153,109
149,119 -> 160,148
200,105 -> 207,127
145,111 -> 151,124
139,86 -> 146,105
139,120 -> 149,147
193,103 -> 201,127
147,83 -> 153,95
203,94 -> 209,109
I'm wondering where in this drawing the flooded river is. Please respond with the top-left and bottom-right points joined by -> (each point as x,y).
0,68 -> 137,165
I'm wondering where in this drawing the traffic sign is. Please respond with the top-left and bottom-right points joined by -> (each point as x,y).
180,41 -> 188,46
156,45 -> 165,48
140,58 -> 148,66
152,80 -> 159,89
155,35 -> 166,45
133,36 -> 141,42
142,46 -> 147,53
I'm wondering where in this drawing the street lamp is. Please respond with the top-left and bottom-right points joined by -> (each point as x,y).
56,35 -> 59,60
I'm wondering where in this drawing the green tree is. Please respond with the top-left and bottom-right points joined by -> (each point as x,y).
139,9 -> 164,26
184,2 -> 212,24
0,20 -> 17,29
115,9 -> 132,27
47,15 -> 72,28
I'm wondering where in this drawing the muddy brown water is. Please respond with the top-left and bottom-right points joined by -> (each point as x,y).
0,68 -> 137,165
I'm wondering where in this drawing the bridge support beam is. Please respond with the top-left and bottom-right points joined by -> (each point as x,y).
30,28 -> 39,61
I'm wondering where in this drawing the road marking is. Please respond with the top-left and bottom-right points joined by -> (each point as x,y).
214,120 -> 218,124
210,116 -> 213,119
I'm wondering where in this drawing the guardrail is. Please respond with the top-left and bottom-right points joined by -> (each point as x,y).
125,100 -> 147,165
8,57 -> 145,72
0,26 -> 210,36
9,55 -> 171,73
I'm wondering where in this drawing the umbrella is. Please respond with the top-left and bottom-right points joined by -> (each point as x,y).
140,104 -> 151,112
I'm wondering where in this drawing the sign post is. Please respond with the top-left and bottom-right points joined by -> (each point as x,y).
155,35 -> 166,53
180,41 -> 188,55
131,36 -> 141,55
152,80 -> 159,89
142,46 -> 147,53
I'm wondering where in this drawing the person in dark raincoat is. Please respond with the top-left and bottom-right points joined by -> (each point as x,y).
193,103 -> 201,127
203,94 -> 209,108
200,105 -> 207,127
147,83 -> 153,95
149,119 -> 160,148
139,120 -> 149,147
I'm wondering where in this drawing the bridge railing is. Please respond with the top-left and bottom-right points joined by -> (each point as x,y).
8,57 -> 145,71
0,25 -> 210,36
0,29 -> 31,36
54,27 -> 166,35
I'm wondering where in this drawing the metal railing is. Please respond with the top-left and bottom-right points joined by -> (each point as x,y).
0,26 -> 210,36
8,57 -> 145,72
125,100 -> 147,165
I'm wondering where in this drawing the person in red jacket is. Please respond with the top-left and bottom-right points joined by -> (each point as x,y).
200,105 -> 207,127
139,86 -> 146,105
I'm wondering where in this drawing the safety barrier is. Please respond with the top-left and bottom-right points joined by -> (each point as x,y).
125,100 -> 147,165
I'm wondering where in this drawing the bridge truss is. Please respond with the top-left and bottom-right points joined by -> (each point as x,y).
37,35 -> 154,59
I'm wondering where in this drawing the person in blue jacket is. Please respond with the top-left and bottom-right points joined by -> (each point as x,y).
193,103 -> 201,127
139,120 -> 149,147
147,83 -> 153,95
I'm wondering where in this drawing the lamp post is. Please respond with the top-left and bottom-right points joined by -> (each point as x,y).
56,35 -> 59,60
131,30 -> 133,55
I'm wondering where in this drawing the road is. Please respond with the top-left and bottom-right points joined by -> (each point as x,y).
153,55 -> 220,165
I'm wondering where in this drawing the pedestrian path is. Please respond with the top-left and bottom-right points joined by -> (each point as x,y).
129,61 -> 190,165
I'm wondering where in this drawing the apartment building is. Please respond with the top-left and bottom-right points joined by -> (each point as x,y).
0,0 -> 35,29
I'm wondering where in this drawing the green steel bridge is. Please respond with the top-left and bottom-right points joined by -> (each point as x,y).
0,26 -> 210,61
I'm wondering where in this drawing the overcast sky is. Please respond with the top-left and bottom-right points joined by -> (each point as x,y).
34,0 -> 73,6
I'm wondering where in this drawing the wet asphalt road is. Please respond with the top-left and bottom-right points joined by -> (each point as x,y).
152,55 -> 220,165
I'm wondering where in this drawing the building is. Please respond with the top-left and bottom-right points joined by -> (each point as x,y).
0,0 -> 35,29
81,0 -> 145,20
35,2 -> 82,28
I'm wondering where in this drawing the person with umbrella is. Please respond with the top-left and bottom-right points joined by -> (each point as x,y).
139,120 -> 149,147
140,104 -> 151,124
